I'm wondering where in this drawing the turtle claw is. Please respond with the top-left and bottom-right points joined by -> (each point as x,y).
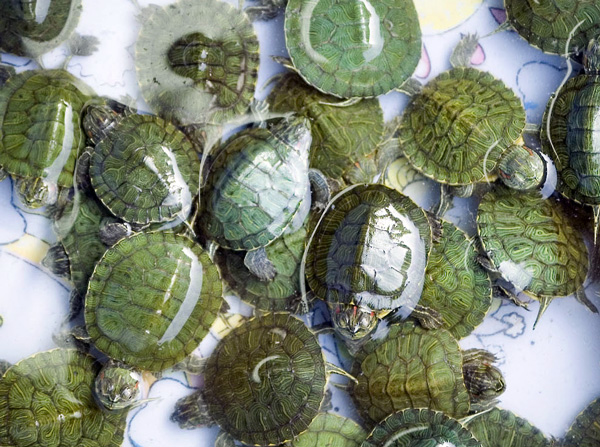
244,248 -> 277,281
450,33 -> 480,68
271,55 -> 296,71
42,244 -> 70,278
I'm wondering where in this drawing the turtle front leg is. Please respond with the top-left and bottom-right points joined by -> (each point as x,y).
171,389 -> 215,429
383,304 -> 444,330
462,349 -> 506,413
42,244 -> 70,278
99,218 -> 134,246
244,247 -> 277,281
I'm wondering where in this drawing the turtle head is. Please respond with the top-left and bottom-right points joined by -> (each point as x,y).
15,177 -> 58,208
330,304 -> 378,342
269,116 -> 312,155
82,98 -> 130,145
462,349 -> 506,411
497,144 -> 546,191
94,362 -> 143,412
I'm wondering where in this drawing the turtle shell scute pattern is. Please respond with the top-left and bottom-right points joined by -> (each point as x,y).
564,397 -> 600,447
290,413 -> 367,447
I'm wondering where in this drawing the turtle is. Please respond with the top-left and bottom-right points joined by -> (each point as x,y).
362,408 -> 482,447
350,321 -> 506,426
287,413 -> 367,447
266,72 -> 385,182
476,186 -> 590,327
170,312 -> 355,446
84,231 -> 224,372
504,0 -> 600,56
283,0 -> 422,98
0,0 -> 83,58
0,348 -> 128,447
464,407 -> 552,447
419,220 -> 493,339
304,183 -> 438,347
562,396 -> 600,446
0,69 -> 93,208
93,360 -> 144,412
135,0 -> 260,126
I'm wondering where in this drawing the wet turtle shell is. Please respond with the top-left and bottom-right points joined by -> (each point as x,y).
505,0 -> 600,56
465,407 -> 551,447
89,114 -> 200,225
397,67 -> 527,186
284,0 -> 422,98
0,69 -> 92,207
363,409 -> 481,447
563,397 -> 600,446
476,186 -> 588,323
305,184 -> 431,316
135,0 -> 259,125
420,220 -> 492,339
84,231 -> 223,371
202,312 -> 328,445
200,117 -> 311,251
267,72 -> 384,181
287,413 -> 367,447
0,348 -> 127,447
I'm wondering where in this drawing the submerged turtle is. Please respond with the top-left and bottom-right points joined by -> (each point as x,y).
0,348 -> 128,447
465,407 -> 551,447
283,0 -> 422,98
84,231 -> 223,371
93,360 -> 144,412
171,312 -> 354,446
504,0 -> 600,56
0,69 -> 93,208
563,396 -> 600,446
135,0 -> 259,125
350,321 -> 505,426
477,186 -> 590,327
267,72 -> 385,182
363,409 -> 482,447
288,413 -> 367,447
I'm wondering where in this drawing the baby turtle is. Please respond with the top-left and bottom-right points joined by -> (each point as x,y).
505,0 -> 600,56
465,407 -> 551,447
563,396 -> 600,446
0,348 -> 128,447
304,183 -> 434,345
350,321 -> 505,426
363,409 -> 482,447
0,69 -> 93,208
93,361 -> 143,412
171,312 -> 354,446
84,231 -> 223,371
135,0 -> 259,125
287,413 -> 367,447
267,72 -> 384,182
284,0 -> 422,98
477,186 -> 589,327
420,220 -> 492,339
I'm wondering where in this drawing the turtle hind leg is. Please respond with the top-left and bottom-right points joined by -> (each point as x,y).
171,390 -> 214,429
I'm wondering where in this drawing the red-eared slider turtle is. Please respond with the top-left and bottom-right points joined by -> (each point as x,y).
288,413 -> 367,447
0,69 -> 93,208
465,407 -> 552,447
199,116 -> 312,251
363,409 -> 482,447
420,220 -> 493,339
284,0 -> 422,98
135,0 -> 259,125
0,348 -> 128,447
171,312 -> 354,446
476,186 -> 590,327
563,396 -> 600,446
88,113 -> 200,225
84,231 -> 223,371
505,0 -> 600,56
266,72 -> 384,182
304,184 -> 434,345
350,321 -> 505,426
93,361 -> 143,412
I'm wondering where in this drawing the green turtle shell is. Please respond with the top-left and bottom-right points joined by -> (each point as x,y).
350,322 -> 470,425
476,187 -> 588,299
563,397 -> 600,446
135,0 -> 259,125
465,407 -> 551,447
203,312 -> 327,446
305,184 -> 431,314
0,0 -> 82,58
89,114 -> 200,225
0,349 -> 127,447
288,413 -> 367,447
267,72 -> 384,181
284,0 -> 422,98
85,231 -> 223,371
200,117 -> 311,251
505,0 -> 600,56
363,409 -> 481,447
540,73 -> 600,205
420,220 -> 492,339
0,69 -> 92,202
398,67 -> 526,186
